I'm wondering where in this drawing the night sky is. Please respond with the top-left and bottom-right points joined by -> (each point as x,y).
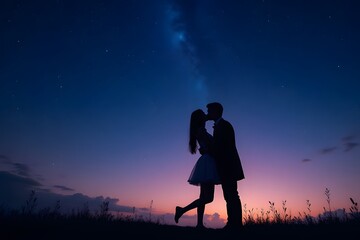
1,0 -> 359,228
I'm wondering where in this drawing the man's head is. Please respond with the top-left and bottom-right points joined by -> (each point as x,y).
206,102 -> 223,121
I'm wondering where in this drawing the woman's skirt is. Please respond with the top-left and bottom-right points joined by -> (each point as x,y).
188,154 -> 221,186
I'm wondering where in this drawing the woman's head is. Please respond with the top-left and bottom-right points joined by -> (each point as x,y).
189,109 -> 206,154
190,109 -> 206,128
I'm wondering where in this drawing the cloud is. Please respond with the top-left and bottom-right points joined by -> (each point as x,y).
205,212 -> 225,227
0,171 -> 135,215
342,135 -> 358,152
301,158 -> 312,163
342,135 -> 356,142
0,154 -> 11,163
0,156 -> 225,227
0,155 -> 32,177
320,147 -> 337,154
12,162 -> 31,177
318,208 -> 348,220
0,170 -> 43,209
161,211 -> 225,229
343,142 -> 359,152
315,134 -> 358,157
53,185 -> 75,192
0,170 -> 42,188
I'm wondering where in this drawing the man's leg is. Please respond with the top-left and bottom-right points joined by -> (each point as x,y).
222,181 -> 242,227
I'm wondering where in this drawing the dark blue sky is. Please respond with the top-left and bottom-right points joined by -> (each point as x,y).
1,0 -> 359,228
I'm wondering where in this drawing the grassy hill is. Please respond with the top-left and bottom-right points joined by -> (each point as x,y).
2,210 -> 359,240
2,189 -> 359,239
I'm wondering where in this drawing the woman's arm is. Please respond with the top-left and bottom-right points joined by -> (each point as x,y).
197,128 -> 213,154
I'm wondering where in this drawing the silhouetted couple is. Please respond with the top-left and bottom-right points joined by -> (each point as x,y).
175,102 -> 245,231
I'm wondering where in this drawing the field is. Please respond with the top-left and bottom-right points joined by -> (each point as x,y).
2,189 -> 360,239
3,215 -> 359,240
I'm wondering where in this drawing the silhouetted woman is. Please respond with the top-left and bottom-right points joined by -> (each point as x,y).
175,109 -> 221,228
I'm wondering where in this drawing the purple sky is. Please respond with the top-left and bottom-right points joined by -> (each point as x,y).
1,0 -> 359,228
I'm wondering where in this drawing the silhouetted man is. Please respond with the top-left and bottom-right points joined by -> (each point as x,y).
206,102 -> 245,230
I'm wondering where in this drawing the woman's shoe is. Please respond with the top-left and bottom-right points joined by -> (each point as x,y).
174,206 -> 182,223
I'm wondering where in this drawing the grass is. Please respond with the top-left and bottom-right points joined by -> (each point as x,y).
243,188 -> 360,225
1,188 -> 359,240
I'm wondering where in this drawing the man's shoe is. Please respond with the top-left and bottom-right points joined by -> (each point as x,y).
222,223 -> 243,231
195,225 -> 207,231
